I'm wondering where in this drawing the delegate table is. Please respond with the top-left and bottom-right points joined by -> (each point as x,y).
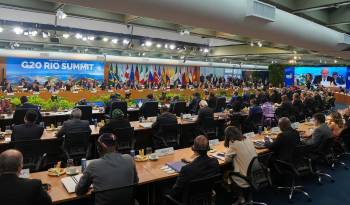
28,121 -> 314,204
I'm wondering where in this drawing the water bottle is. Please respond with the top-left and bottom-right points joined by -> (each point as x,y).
81,158 -> 87,172
258,126 -> 263,135
130,149 -> 135,158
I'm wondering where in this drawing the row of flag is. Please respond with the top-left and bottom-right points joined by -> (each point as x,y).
109,64 -> 198,85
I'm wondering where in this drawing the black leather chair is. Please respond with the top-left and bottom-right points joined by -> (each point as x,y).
215,97 -> 226,112
247,112 -> 263,133
198,117 -> 217,140
229,156 -> 270,205
171,101 -> 187,117
75,105 -> 93,123
92,184 -> 136,205
13,140 -> 48,172
112,127 -> 135,154
141,101 -> 159,118
165,174 -> 222,205
110,101 -> 128,117
159,123 -> 180,149
13,108 -> 42,125
63,131 -> 91,163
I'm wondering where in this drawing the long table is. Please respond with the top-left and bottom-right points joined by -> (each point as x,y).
28,121 -> 314,204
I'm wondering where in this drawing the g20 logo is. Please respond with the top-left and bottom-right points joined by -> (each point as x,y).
21,61 -> 42,69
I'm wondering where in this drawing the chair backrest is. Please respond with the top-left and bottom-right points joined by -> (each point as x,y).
13,108 -> 41,125
318,137 -> 334,154
246,156 -> 271,190
200,117 -> 216,139
142,101 -> 159,118
340,127 -> 350,151
113,127 -> 134,153
92,184 -> 135,205
12,139 -> 47,172
183,174 -> 222,205
160,123 -> 179,148
110,101 -> 128,117
250,111 -> 263,125
172,101 -> 187,116
64,131 -> 91,160
215,97 -> 226,112
75,105 -> 93,122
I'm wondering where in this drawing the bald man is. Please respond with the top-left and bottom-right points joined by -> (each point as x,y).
0,149 -> 52,205
169,135 -> 220,201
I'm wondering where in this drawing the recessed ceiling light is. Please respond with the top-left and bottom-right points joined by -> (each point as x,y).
111,39 -> 118,44
62,33 -> 70,39
30,30 -> 38,37
169,44 -> 176,50
156,43 -> 162,48
13,27 -> 23,35
87,36 -> 95,41
82,37 -> 87,41
123,39 -> 130,45
164,44 -> 168,49
75,33 -> 82,39
0,27 -> 4,33
145,40 -> 153,47
203,48 -> 209,53
102,37 -> 109,42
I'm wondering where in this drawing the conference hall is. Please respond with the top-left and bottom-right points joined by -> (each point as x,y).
1,0 -> 350,205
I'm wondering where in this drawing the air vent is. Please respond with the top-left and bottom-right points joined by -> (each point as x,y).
246,0 -> 276,22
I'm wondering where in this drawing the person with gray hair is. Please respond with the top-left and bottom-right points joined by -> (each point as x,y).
56,108 -> 91,139
196,100 -> 214,133
265,117 -> 300,162
0,149 -> 52,205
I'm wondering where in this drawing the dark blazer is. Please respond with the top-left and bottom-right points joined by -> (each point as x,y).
152,112 -> 178,147
11,123 -> 44,141
99,119 -> 131,134
104,99 -> 120,115
197,107 -> 214,127
313,75 -> 333,85
188,98 -> 200,114
56,119 -> 92,138
17,102 -> 40,110
265,127 -> 300,162
0,173 -> 52,205
169,155 -> 220,201
207,96 -> 218,110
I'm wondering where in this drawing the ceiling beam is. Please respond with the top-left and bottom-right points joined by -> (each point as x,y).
124,14 -> 142,24
328,7 -> 350,26
293,0 -> 350,13
210,45 -> 291,57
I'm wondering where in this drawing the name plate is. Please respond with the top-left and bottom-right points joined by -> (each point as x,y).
33,92 -> 40,95
209,139 -> 220,147
107,90 -> 113,93
72,91 -> 79,94
292,122 -> 300,129
138,89 -> 144,92
182,114 -> 192,119
155,147 -> 175,157
243,132 -> 255,138
91,90 -> 97,93
6,93 -> 14,96
271,127 -> 280,133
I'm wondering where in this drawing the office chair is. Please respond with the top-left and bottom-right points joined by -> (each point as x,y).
171,101 -> 187,117
13,108 -> 42,125
110,101 -> 128,117
229,156 -> 270,205
199,117 -> 217,140
75,105 -> 93,123
159,123 -> 180,149
333,128 -> 350,169
13,139 -> 48,172
165,174 -> 222,205
141,101 -> 159,118
112,127 -> 135,154
92,184 -> 136,205
215,97 -> 227,112
248,112 -> 263,133
63,131 -> 91,164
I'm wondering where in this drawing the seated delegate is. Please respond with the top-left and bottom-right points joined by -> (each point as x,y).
99,109 -> 131,134
56,108 -> 92,138
11,110 -> 44,142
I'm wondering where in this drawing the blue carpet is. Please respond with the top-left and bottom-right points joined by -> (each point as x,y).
219,158 -> 350,205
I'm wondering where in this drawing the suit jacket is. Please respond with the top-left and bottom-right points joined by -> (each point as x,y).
0,173 -> 52,205
265,127 -> 300,162
11,123 -> 44,141
56,119 -> 92,138
152,112 -> 178,148
188,98 -> 200,114
207,96 -> 218,110
17,102 -> 40,110
313,75 -> 333,85
197,107 -> 214,127
305,123 -> 332,151
169,155 -> 220,201
104,99 -> 120,115
99,119 -> 131,134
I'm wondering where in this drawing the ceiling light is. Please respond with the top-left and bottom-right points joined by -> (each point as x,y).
30,30 -> 38,37
62,33 -> 70,39
0,27 -> 3,33
293,56 -> 297,60
257,41 -> 262,47
180,55 -> 185,59
250,42 -> 254,47
75,33 -> 82,39
56,9 -> 67,20
156,43 -> 162,48
87,36 -> 95,41
203,48 -> 209,53
13,27 -> 23,35
111,39 -> 118,44
141,43 -> 145,47
334,59 -> 338,63
169,44 -> 176,50
142,52 -> 146,56
23,31 -> 29,36
42,32 -> 50,38
123,39 -> 130,45
179,29 -> 190,35
82,37 -> 87,41
164,44 -> 168,49
102,37 -> 109,42
145,40 -> 153,47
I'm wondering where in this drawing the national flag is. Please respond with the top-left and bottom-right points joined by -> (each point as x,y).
124,64 -> 130,80
192,67 -> 197,82
130,64 -> 135,82
135,65 -> 140,83
182,67 -> 187,85
148,68 -> 154,83
162,66 -> 166,84
188,67 -> 193,84
166,67 -> 170,83
153,65 -> 159,84
158,66 -> 162,81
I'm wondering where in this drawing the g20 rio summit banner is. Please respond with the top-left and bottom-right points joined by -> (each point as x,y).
6,57 -> 105,84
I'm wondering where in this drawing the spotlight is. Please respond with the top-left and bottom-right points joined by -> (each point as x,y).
250,42 -> 254,47
123,39 -> 130,45
56,9 -> 67,20
102,37 -> 109,42
62,33 -> 70,39
169,44 -> 176,50
164,44 -> 168,49
111,39 -> 118,44
75,33 -> 82,39
203,48 -> 209,53
13,27 -> 23,35
0,27 -> 3,32
145,40 -> 153,47
87,36 -> 95,41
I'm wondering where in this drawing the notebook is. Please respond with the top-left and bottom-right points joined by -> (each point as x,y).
61,174 -> 83,193
166,161 -> 187,173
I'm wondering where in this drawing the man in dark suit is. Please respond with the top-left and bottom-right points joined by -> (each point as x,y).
188,92 -> 201,114
11,110 -> 44,142
197,100 -> 214,126
207,92 -> 218,110
99,109 -> 131,134
265,117 -> 300,162
104,94 -> 121,116
169,135 -> 220,201
312,68 -> 333,86
56,108 -> 92,139
168,96 -> 179,113
304,113 -> 332,151
0,149 -> 52,205
152,107 -> 178,148
17,96 -> 40,110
